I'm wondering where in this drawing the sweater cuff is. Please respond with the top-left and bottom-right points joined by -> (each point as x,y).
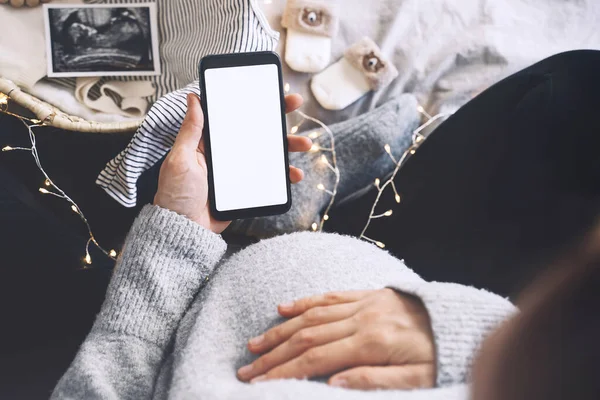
94,205 -> 227,348
388,281 -> 516,387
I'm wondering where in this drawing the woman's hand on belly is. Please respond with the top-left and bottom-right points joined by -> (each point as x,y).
237,289 -> 436,390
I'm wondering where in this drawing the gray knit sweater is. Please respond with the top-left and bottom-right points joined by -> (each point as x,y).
51,205 -> 515,399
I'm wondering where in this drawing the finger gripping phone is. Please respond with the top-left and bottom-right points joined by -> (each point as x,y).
199,51 -> 291,221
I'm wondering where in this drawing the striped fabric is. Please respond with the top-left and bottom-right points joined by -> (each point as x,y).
91,0 -> 279,207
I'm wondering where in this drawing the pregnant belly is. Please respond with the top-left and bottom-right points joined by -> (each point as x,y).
168,232 -> 422,394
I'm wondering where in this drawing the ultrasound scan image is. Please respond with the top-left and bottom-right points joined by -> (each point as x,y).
47,7 -> 157,75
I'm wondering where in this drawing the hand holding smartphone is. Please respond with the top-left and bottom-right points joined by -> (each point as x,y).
199,52 -> 292,221
154,52 -> 309,232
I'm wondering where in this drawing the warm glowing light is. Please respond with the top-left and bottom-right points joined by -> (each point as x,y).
290,125 -> 299,134
375,178 -> 380,187
376,241 -> 386,249
415,135 -> 424,143
284,82 -> 290,93
310,144 -> 320,152
320,155 -> 328,163
309,131 -> 319,139
384,210 -> 393,217
5,107 -> 124,268
0,93 -> 8,105
410,149 -> 416,155
323,215 -> 329,221
311,223 -> 318,231
395,194 -> 401,203
317,183 -> 325,191
417,105 -> 425,114
384,144 -> 391,154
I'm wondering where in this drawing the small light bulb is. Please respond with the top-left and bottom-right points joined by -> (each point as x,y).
376,241 -> 386,249
417,105 -> 425,114
384,210 -> 393,217
44,179 -> 51,187
375,178 -> 380,187
309,131 -> 319,139
395,194 -> 401,203
415,135 -> 424,143
0,94 -> 8,105
310,144 -> 320,152
39,188 -> 50,194
84,254 -> 92,265
290,125 -> 299,134
384,144 -> 392,154
317,183 -> 325,191
410,149 -> 416,155
2,146 -> 13,152
284,82 -> 290,93
71,205 -> 79,213
323,215 -> 329,221
109,249 -> 117,258
311,223 -> 318,231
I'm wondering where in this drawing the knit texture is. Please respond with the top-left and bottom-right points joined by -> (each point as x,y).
52,206 -> 516,399
388,281 -> 516,387
230,94 -> 420,238
95,205 -> 227,347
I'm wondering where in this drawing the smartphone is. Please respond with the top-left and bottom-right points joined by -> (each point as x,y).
199,52 -> 291,221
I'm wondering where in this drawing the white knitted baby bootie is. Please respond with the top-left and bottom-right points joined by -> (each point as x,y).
281,0 -> 341,73
311,37 -> 399,110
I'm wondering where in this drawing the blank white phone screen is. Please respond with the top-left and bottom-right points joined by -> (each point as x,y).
204,64 -> 288,212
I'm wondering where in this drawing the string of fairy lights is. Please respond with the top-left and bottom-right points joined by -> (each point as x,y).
283,83 -> 453,247
0,91 -> 118,267
283,83 -> 342,232
358,110 -> 453,248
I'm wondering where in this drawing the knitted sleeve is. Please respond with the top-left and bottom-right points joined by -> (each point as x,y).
389,280 -> 517,387
51,205 -> 227,400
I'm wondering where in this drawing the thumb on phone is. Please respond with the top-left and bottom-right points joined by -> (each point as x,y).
173,93 -> 205,154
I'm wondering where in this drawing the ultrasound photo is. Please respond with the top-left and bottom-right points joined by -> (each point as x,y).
44,4 -> 160,77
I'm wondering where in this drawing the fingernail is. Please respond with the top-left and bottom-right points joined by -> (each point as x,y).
251,375 -> 267,383
237,364 -> 253,377
330,378 -> 347,387
249,335 -> 264,347
279,301 -> 294,310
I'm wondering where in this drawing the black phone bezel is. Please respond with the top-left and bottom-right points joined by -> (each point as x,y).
198,51 -> 292,222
